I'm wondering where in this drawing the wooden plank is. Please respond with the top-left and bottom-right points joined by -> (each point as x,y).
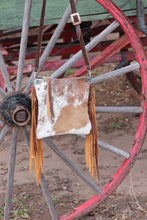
0,0 -> 146,30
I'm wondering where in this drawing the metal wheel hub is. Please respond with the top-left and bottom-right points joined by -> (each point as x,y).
0,93 -> 31,126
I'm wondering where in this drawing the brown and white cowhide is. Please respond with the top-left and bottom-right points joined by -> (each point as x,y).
34,78 -> 91,139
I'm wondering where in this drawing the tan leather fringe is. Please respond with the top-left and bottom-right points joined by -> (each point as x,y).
30,88 -> 44,185
85,86 -> 99,180
47,78 -> 51,118
47,78 -> 54,119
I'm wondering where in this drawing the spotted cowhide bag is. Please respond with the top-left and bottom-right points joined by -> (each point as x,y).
30,77 -> 99,185
34,77 -> 91,139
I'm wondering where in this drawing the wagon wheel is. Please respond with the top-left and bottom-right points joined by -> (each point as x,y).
0,0 -> 147,219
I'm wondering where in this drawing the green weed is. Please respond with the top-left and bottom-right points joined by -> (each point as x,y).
52,197 -> 59,203
111,117 -> 122,129
64,68 -> 74,77
0,193 -> 32,219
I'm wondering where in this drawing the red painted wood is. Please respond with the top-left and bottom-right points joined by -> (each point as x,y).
0,72 -> 4,90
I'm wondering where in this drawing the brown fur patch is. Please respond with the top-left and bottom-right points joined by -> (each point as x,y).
54,103 -> 89,134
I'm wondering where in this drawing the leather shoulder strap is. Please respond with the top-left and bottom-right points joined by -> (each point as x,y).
35,0 -> 46,72
69,0 -> 91,71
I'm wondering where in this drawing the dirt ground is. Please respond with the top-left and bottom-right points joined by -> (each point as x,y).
0,65 -> 147,219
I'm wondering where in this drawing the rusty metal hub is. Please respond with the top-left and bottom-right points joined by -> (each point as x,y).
0,93 -> 31,126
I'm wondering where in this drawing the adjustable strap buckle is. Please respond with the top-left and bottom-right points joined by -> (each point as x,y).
71,13 -> 81,26
33,70 -> 39,84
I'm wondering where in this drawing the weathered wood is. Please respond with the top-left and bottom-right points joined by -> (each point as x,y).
91,62 -> 140,85
4,127 -> 17,220
23,126 -> 30,150
0,49 -> 13,93
0,124 -> 9,145
40,174 -> 59,220
95,106 -> 143,113
0,0 -> 146,30
98,140 -> 130,158
16,0 -> 32,92
44,138 -> 102,195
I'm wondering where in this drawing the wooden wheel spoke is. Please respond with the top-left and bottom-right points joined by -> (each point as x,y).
0,49 -> 13,93
95,106 -> 143,113
44,138 -> 102,194
23,126 -> 30,150
16,0 -> 32,92
41,174 -> 59,220
98,140 -> 130,158
91,62 -> 140,85
0,124 -> 9,145
4,127 -> 17,220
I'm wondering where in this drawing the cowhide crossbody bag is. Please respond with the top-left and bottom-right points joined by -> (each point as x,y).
30,77 -> 99,184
